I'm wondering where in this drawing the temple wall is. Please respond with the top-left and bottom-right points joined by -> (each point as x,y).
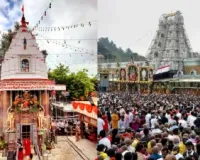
184,66 -> 200,74
184,59 -> 200,74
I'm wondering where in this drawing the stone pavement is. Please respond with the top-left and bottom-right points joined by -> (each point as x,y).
68,136 -> 96,160
0,153 -> 6,160
32,136 -> 84,160
0,151 -> 7,160
0,136 -> 96,160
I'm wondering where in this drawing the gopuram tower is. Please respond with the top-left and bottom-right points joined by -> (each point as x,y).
146,11 -> 195,72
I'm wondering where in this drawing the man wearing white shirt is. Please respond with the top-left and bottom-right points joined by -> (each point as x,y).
152,124 -> 162,135
150,115 -> 157,129
169,117 -> 176,125
98,115 -> 105,135
187,112 -> 197,127
166,112 -> 171,121
129,111 -> 133,125
172,146 -> 184,160
118,116 -> 126,133
145,111 -> 151,128
178,118 -> 187,128
124,111 -> 130,128
120,107 -> 125,116
98,130 -> 111,149
176,111 -> 182,119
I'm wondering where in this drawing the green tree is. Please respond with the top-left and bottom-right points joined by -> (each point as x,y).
48,64 -> 95,100
90,77 -> 98,90
0,22 -> 20,56
66,70 -> 95,100
48,63 -> 69,84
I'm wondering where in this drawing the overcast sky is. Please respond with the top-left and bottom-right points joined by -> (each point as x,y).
0,0 -> 97,76
98,0 -> 200,57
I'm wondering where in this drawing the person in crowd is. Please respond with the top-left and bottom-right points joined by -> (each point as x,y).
97,144 -> 109,160
115,152 -> 122,160
132,133 -> 141,149
183,141 -> 198,160
60,120 -> 65,135
97,92 -> 200,160
80,121 -> 85,138
124,110 -> 130,128
98,113 -> 105,135
165,154 -> 176,160
107,148 -> 116,160
131,118 -> 140,132
135,143 -> 147,160
118,116 -> 126,133
111,110 -> 119,130
172,146 -> 184,160
18,147 -> 24,160
141,128 -> 151,142
99,130 -> 111,149
102,113 -> 109,133
161,148 -> 169,160
75,122 -> 81,142
149,146 -> 162,160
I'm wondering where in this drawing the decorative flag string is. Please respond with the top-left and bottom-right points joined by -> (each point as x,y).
0,55 -> 96,65
36,34 -> 95,53
33,20 -> 97,32
7,36 -> 96,55
32,0 -> 54,31
11,37 -> 97,41
38,39 -> 96,57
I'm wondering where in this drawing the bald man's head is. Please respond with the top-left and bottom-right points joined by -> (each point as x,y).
151,140 -> 156,147
165,154 -> 176,160
152,146 -> 159,154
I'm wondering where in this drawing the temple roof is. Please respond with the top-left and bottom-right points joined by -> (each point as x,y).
1,12 -> 48,80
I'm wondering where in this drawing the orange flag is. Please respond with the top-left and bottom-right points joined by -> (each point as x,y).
21,4 -> 24,12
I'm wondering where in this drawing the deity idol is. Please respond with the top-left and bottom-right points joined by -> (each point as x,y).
149,70 -> 153,79
38,108 -> 44,129
129,67 -> 136,81
141,69 -> 147,81
120,69 -> 126,81
7,110 -> 15,131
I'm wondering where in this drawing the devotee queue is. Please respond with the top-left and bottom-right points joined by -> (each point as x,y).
97,92 -> 200,160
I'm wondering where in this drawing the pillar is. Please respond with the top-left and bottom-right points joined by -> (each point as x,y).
2,91 -> 10,132
0,92 -> 3,132
41,90 -> 49,116
41,90 -> 50,129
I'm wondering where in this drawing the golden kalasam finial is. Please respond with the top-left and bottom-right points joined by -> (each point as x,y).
167,11 -> 176,17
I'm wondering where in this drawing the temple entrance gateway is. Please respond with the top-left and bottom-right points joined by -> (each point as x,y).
16,123 -> 36,142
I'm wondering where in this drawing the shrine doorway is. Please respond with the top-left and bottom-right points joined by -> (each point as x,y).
16,123 -> 37,143
21,125 -> 31,139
